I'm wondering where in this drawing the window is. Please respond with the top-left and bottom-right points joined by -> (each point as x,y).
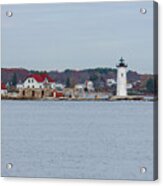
121,73 -> 123,77
32,85 -> 35,88
28,79 -> 30,83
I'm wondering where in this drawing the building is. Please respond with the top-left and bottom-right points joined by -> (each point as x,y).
19,88 -> 54,99
127,83 -> 133,89
74,84 -> 84,91
16,81 -> 24,89
74,84 -> 85,98
53,90 -> 64,98
63,88 -> 75,98
1,83 -> 8,95
116,57 -> 128,96
106,78 -> 116,87
85,80 -> 94,92
23,74 -> 55,89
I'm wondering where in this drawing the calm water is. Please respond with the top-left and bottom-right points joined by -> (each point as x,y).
1,100 -> 154,180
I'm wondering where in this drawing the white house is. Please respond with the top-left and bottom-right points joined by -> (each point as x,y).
116,57 -> 128,96
16,83 -> 24,89
85,80 -> 94,92
74,84 -> 84,91
1,83 -> 8,95
106,78 -> 116,87
23,74 -> 55,89
74,84 -> 85,97
127,83 -> 133,89
16,81 -> 24,89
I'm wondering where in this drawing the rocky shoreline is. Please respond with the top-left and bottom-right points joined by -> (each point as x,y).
1,95 -> 156,102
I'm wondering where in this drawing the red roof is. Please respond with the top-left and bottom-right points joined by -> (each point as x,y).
1,83 -> 7,90
27,74 -> 55,83
40,74 -> 55,83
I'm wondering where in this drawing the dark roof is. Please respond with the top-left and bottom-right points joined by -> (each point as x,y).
116,57 -> 128,68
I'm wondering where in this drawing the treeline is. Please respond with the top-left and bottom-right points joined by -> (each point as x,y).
1,67 -> 156,94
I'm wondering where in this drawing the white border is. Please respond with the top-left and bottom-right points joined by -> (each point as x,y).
0,0 -> 162,186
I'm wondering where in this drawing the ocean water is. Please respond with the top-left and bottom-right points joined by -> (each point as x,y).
1,100 -> 154,180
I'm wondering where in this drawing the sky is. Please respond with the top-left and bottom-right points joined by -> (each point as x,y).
1,1 -> 154,73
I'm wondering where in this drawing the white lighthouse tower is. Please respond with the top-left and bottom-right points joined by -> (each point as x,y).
116,57 -> 128,96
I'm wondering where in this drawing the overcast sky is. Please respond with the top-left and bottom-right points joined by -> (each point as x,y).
1,1 -> 154,73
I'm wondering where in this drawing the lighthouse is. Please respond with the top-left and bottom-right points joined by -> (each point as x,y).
116,57 -> 128,96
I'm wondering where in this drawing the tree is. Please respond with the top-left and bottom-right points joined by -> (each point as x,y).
70,78 -> 76,88
66,77 -> 70,88
89,74 -> 98,82
146,78 -> 154,93
12,73 -> 17,86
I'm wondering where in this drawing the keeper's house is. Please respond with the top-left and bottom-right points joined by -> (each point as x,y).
23,74 -> 56,89
18,74 -> 56,99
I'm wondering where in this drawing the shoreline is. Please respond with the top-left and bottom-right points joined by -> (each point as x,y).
1,96 -> 156,102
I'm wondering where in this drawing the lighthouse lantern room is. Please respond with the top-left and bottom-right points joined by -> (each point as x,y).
116,57 -> 128,96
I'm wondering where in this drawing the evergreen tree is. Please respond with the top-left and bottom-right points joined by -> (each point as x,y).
146,78 -> 154,93
12,73 -> 17,86
66,77 -> 70,88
